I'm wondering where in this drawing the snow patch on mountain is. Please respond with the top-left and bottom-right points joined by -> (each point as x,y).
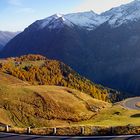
37,14 -> 74,29
64,11 -> 106,30
102,0 -> 140,27
37,11 -> 106,30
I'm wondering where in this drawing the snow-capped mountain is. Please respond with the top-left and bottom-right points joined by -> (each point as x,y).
2,0 -> 140,97
102,0 -> 140,27
32,11 -> 106,31
25,0 -> 140,32
28,0 -> 140,31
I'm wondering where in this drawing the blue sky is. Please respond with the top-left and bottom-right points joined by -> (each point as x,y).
0,0 -> 133,31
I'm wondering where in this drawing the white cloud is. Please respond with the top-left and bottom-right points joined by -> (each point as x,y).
8,0 -> 23,6
75,0 -> 134,13
8,0 -> 35,14
17,7 -> 35,13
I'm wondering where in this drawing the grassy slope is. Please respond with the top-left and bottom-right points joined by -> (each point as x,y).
0,72 -> 139,128
0,72 -> 109,127
0,72 -> 29,86
76,104 -> 140,126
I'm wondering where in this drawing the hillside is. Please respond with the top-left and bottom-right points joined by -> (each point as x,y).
0,71 -> 110,127
0,73 -> 139,128
0,72 -> 29,86
0,55 -> 120,102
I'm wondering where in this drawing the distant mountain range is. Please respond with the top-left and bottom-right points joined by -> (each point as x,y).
0,31 -> 19,50
1,0 -> 140,96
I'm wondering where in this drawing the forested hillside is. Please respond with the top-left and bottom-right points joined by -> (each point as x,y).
0,54 -> 120,102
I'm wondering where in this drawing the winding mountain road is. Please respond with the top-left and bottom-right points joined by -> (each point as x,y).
123,97 -> 140,110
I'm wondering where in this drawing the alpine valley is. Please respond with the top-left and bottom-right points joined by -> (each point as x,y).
1,0 -> 140,97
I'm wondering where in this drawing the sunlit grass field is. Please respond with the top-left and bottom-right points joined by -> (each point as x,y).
0,72 -> 140,128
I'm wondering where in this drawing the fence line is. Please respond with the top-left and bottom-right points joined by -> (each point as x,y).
0,125 -> 140,136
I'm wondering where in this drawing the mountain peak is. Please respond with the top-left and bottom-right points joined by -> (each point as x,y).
54,13 -> 63,18
51,13 -> 66,22
51,13 -> 64,19
33,11 -> 105,31
34,13 -> 74,30
102,0 -> 140,27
